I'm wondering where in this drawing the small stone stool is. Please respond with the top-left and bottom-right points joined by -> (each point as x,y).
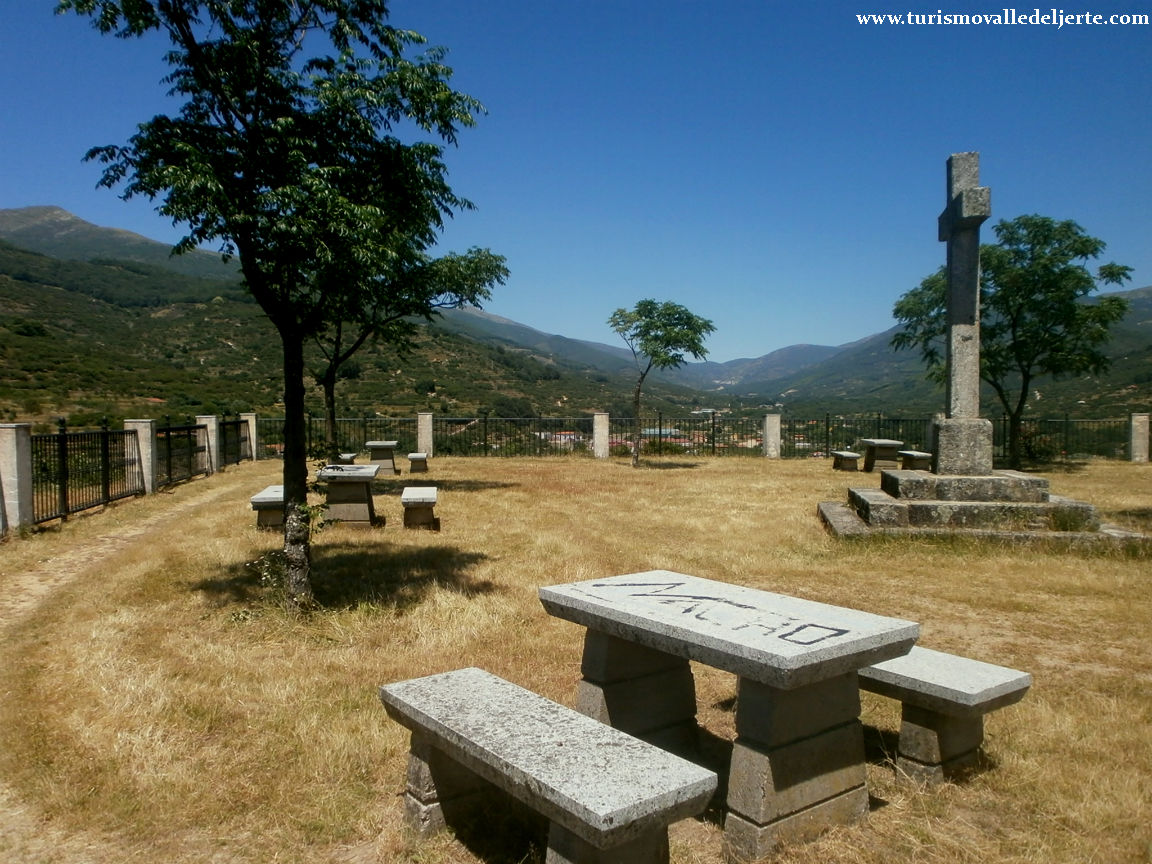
831,450 -> 861,471
408,452 -> 429,473
402,486 -> 440,530
859,646 -> 1032,784
336,452 -> 357,465
250,484 -> 285,528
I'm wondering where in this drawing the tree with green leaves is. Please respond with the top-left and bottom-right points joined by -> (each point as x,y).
893,214 -> 1131,468
59,0 -> 488,606
608,299 -> 714,467
311,247 -> 508,460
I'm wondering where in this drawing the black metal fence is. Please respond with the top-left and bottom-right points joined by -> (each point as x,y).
219,417 -> 252,466
608,413 -> 766,457
995,415 -> 1132,461
433,416 -> 596,456
156,420 -> 212,487
777,413 -> 1132,461
253,413 -> 1137,462
30,420 -> 146,524
255,416 -> 418,459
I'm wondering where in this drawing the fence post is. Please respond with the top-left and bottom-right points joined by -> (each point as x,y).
762,415 -> 781,459
56,419 -> 69,519
593,412 -> 610,458
195,415 -> 220,474
100,418 -> 112,503
417,412 -> 434,457
240,412 -> 258,461
125,419 -> 158,494
0,423 -> 34,535
1131,413 -> 1150,463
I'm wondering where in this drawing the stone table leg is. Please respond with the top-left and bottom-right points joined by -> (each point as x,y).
896,704 -> 984,784
575,630 -> 699,756
402,732 -> 489,833
546,822 -> 670,864
324,481 -> 375,524
724,672 -> 869,861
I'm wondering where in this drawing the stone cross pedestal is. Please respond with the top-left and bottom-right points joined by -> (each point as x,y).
934,152 -> 993,476
817,151 -> 1130,545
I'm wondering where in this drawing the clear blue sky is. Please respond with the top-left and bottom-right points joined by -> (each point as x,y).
2,2 -> 1149,362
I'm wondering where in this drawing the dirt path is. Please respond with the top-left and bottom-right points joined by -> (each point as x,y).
0,465 -> 272,863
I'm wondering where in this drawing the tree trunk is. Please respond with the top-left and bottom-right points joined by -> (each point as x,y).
280,328 -> 315,608
630,375 -> 645,469
321,368 -> 340,464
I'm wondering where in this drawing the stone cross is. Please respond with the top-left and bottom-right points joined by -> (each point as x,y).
933,152 -> 994,475
938,152 -> 991,419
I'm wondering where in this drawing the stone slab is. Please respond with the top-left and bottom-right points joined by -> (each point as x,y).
401,486 -> 438,506
816,501 -> 872,538
250,484 -> 284,508
317,463 -> 380,483
859,646 -> 1031,717
540,572 -> 918,689
904,499 -> 1095,530
380,667 -> 716,849
848,487 -> 909,527
880,470 -> 1049,502
366,440 -> 399,448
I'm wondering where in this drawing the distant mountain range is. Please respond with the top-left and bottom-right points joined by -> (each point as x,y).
2,205 -> 1149,419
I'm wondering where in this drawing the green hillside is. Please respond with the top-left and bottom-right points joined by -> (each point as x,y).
0,241 -> 710,427
2,205 -> 1149,424
0,206 -> 239,281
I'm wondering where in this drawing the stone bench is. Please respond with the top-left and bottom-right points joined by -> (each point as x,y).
401,486 -> 439,531
335,452 -> 357,465
249,484 -> 284,529
898,450 -> 932,470
858,646 -> 1031,784
831,450 -> 861,471
380,667 -> 716,864
408,452 -> 429,473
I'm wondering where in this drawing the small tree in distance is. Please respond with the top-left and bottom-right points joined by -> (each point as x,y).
609,299 -> 715,468
892,214 -> 1131,468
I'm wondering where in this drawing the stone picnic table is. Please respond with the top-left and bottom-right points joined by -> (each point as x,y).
859,438 -> 904,472
366,440 -> 401,474
539,571 -> 919,860
316,463 -> 380,526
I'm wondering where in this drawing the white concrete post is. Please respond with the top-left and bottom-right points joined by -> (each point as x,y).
593,412 -> 610,459
762,414 -> 781,459
417,412 -> 434,457
1131,413 -> 1150,463
124,419 -> 158,495
240,412 -> 258,460
0,424 -> 34,535
195,415 -> 219,474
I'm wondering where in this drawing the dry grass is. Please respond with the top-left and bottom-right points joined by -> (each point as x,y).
0,456 -> 1150,864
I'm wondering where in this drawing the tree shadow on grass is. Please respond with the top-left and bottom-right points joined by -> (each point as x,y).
635,460 -> 704,471
368,478 -> 520,495
194,543 -> 494,611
